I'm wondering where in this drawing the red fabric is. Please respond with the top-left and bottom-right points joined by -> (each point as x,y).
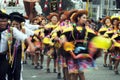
44,0 -> 48,11
58,1 -> 62,11
16,0 -> 19,4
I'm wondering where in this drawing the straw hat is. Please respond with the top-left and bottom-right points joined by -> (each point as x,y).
72,10 -> 88,23
102,16 -> 111,24
67,9 -> 78,20
47,12 -> 59,20
111,15 -> 120,24
111,15 -> 120,20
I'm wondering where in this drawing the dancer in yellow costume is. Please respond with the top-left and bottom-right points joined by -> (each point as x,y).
44,12 -> 59,73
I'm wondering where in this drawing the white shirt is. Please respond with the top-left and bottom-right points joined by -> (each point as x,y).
24,27 -> 34,37
25,22 -> 40,31
0,27 -> 28,53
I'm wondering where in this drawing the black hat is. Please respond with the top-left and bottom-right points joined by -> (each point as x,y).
9,12 -> 23,17
9,12 -> 25,23
11,15 -> 25,23
0,11 -> 10,19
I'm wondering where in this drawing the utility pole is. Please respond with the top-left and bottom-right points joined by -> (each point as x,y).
86,0 -> 89,12
100,0 -> 102,18
106,0 -> 109,16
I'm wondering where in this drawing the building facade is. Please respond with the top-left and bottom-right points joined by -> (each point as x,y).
90,0 -> 116,20
71,0 -> 117,20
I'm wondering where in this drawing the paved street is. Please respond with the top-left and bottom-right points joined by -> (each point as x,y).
22,56 -> 120,80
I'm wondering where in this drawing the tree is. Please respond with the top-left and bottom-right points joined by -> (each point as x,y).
40,0 -> 75,16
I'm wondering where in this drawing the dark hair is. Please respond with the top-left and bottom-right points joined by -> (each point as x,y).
67,10 -> 78,20
99,17 -> 102,21
10,15 -> 25,23
102,16 -> 111,24
111,18 -> 119,25
75,14 -> 84,23
73,10 -> 88,23
59,11 -> 65,18
116,21 -> 120,29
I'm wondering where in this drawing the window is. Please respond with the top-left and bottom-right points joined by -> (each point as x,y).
113,1 -> 116,5
93,8 -> 97,12
92,0 -> 100,4
103,9 -> 107,15
105,0 -> 108,5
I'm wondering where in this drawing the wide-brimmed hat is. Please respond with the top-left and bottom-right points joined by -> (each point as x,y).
11,15 -> 25,23
67,9 -> 78,20
111,15 -> 120,24
59,10 -> 65,17
63,10 -> 70,17
47,12 -> 59,20
102,16 -> 111,24
9,12 -> 25,23
0,11 -> 10,19
58,10 -> 68,21
72,10 -> 88,23
111,15 -> 120,20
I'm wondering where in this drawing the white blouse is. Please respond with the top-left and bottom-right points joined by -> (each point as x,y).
0,27 -> 28,53
25,22 -> 40,31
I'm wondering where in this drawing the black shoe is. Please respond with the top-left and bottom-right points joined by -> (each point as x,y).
109,65 -> 112,70
57,73 -> 61,79
34,65 -> 38,69
53,69 -> 57,73
47,68 -> 50,73
40,66 -> 43,69
103,64 -> 107,67
31,63 -> 34,65
114,70 -> 119,75
37,63 -> 39,66
23,61 -> 27,64
112,60 -> 115,64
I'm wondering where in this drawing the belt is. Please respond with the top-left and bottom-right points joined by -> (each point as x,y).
75,40 -> 87,43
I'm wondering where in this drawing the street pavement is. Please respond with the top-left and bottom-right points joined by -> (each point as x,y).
22,55 -> 120,80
